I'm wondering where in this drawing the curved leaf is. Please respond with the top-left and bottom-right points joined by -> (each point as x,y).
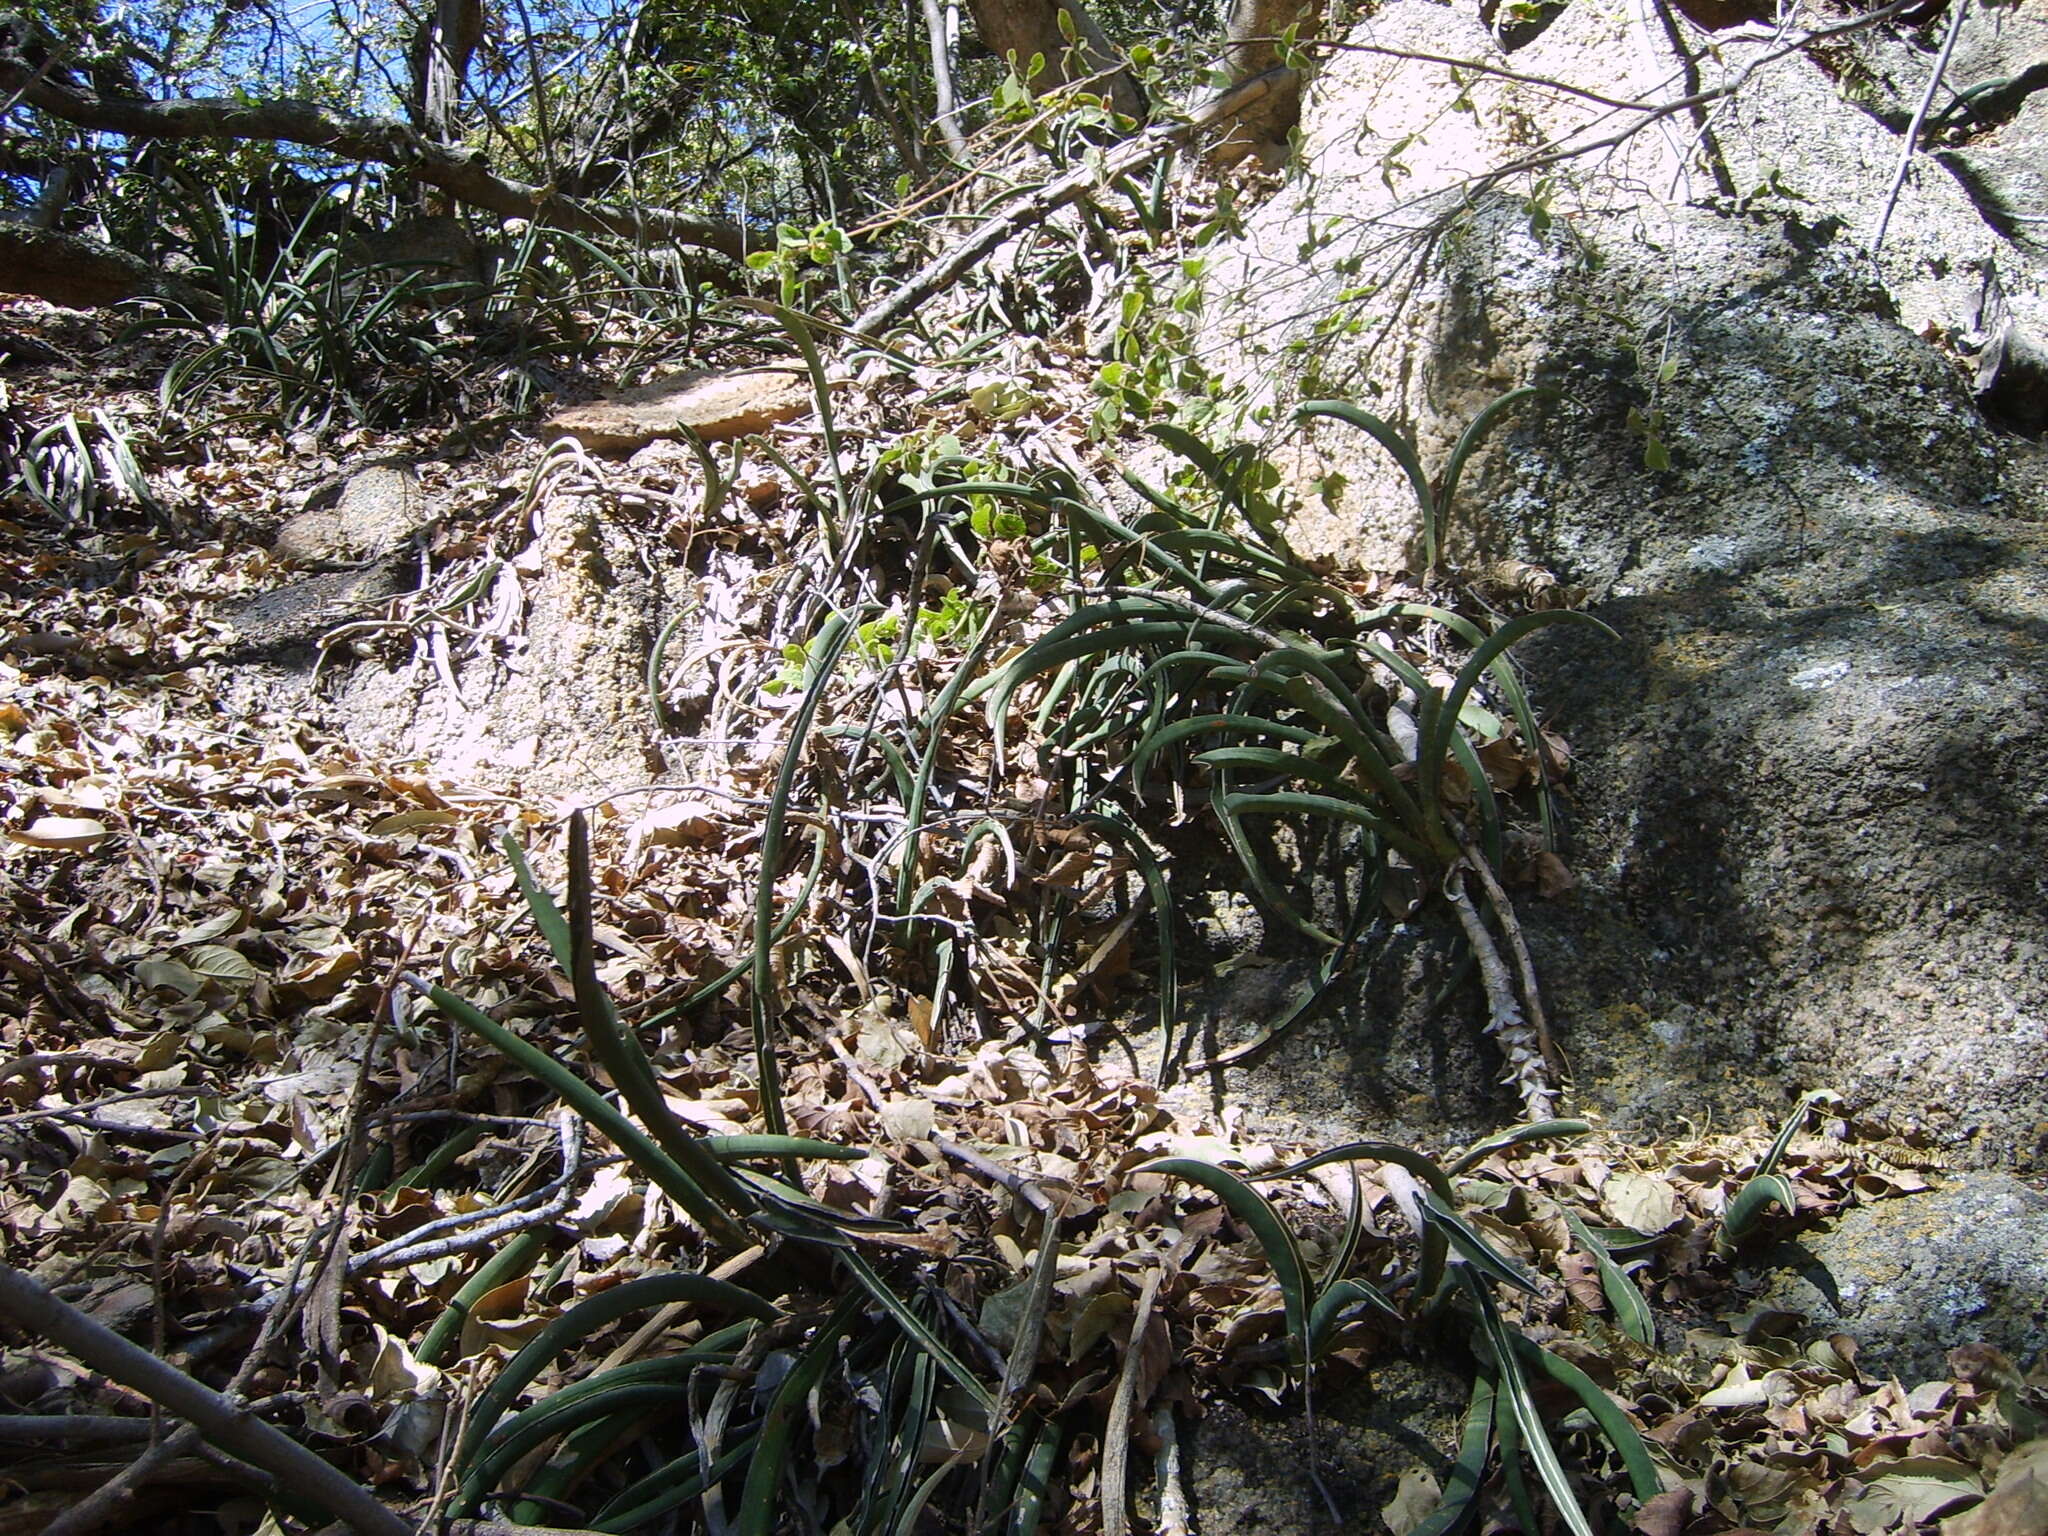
1409,1374 -> 1497,1536
1445,1120 -> 1592,1177
1297,400 -> 1438,565
459,1273 -> 777,1474
1509,1332 -> 1663,1503
1438,386 -> 1557,522
1143,1157 -> 1311,1368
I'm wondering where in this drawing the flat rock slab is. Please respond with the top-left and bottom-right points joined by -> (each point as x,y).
545,367 -> 813,454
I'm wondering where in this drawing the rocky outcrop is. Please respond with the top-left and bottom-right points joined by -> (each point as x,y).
273,461 -> 431,565
1757,1176 -> 2048,1387
1194,0 -> 2048,1168
329,454 -> 687,797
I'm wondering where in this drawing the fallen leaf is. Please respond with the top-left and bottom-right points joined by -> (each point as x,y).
9,815 -> 113,850
880,1096 -> 936,1142
1383,1469 -> 1442,1536
186,943 -> 260,985
1604,1171 -> 1681,1233
1944,1439 -> 2048,1536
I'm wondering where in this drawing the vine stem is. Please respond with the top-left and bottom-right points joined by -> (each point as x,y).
1873,0 -> 1970,256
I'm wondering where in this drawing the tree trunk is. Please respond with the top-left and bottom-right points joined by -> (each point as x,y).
0,224 -> 213,312
408,0 -> 485,142
964,0 -> 1145,123
1212,0 -> 1313,166
922,0 -> 971,160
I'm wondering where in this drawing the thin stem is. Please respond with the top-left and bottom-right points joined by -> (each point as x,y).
0,1264 -> 411,1536
1873,0 -> 1969,255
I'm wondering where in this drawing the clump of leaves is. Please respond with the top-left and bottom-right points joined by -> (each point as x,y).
1,401 -> 158,524
924,409 -> 1611,1109
128,192 -> 508,429
410,813 -> 1010,1530
1718,1088 -> 1842,1255
1299,386 -> 1552,578
1146,1121 -> 1662,1536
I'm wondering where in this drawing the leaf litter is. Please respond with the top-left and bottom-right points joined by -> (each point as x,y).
0,294 -> 2041,1536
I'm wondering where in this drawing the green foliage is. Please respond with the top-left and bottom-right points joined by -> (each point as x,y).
1091,255 -> 1225,437
1,403 -> 158,525
1298,386 -> 1555,575
417,815 -> 1023,1530
1145,1120 -> 1662,1536
127,192 -> 506,429
1718,1089 -> 1839,1254
745,220 -> 854,310
974,453 -> 1607,951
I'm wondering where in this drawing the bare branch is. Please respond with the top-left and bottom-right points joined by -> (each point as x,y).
0,51 -> 753,258
0,223 -> 212,309
852,66 -> 1298,336
0,1263 -> 413,1536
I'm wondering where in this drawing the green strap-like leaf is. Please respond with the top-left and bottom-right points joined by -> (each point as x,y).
1195,745 -> 1356,796
1130,710 -> 1322,783
417,1230 -> 544,1367
1007,1415 -> 1065,1536
1508,1332 -> 1663,1503
595,1436 -> 759,1531
1560,1206 -> 1656,1348
737,1295 -> 862,1536
1308,1276 -> 1403,1360
1076,812 -> 1179,1081
501,833 -> 571,971
1759,1088 -> 1840,1178
565,813 -> 760,1230
1417,611 -> 1616,820
1462,1268 -> 1597,1536
1408,1373 -> 1497,1536
1424,1191 -> 1542,1296
1142,1157 -> 1312,1369
755,611 -> 856,1140
1298,400 -> 1438,566
1219,791 -> 1434,864
705,1135 -> 866,1163
1438,387 -> 1557,524
1264,1141 -> 1454,1201
839,1248 -> 996,1413
416,978 -> 746,1247
1720,1173 -> 1798,1250
1445,1120 -> 1593,1177
458,1274 -> 775,1478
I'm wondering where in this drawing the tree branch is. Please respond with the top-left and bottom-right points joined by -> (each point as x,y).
0,223 -> 214,310
0,1263 -> 412,1536
0,50 -> 753,259
851,66 -> 1297,337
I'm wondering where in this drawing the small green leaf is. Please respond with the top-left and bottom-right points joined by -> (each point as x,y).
1720,1173 -> 1798,1250
1560,1207 -> 1655,1347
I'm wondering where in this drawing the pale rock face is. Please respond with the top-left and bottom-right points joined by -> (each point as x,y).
1183,0 -> 2048,1169
1200,0 -> 2043,571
